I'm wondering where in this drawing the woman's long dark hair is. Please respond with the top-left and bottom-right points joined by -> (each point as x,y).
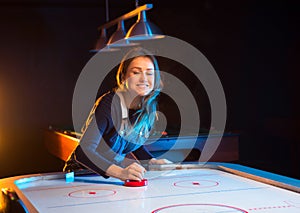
115,47 -> 162,143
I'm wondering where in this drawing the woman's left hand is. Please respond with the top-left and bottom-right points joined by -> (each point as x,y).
149,158 -> 173,165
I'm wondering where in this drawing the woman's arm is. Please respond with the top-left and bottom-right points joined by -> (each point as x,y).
148,158 -> 173,164
75,95 -> 118,177
75,93 -> 148,181
75,115 -> 113,177
132,146 -> 173,165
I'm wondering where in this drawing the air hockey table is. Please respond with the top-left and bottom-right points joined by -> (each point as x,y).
1,162 -> 299,213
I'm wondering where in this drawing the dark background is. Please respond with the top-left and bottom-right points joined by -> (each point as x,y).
0,0 -> 299,179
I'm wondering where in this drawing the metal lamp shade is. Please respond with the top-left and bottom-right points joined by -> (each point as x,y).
125,11 -> 164,41
90,28 -> 119,52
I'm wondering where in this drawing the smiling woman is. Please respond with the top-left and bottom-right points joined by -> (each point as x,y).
72,47 -> 172,182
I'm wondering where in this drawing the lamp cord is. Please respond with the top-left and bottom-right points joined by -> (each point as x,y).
105,0 -> 109,22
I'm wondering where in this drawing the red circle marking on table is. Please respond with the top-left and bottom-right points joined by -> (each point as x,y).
152,203 -> 248,213
174,179 -> 218,188
68,189 -> 116,198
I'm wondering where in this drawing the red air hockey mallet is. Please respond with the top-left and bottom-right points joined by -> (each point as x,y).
124,179 -> 148,187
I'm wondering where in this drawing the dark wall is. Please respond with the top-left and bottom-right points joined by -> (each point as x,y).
0,0 -> 299,179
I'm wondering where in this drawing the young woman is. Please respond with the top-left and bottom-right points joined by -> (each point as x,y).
74,47 -> 171,181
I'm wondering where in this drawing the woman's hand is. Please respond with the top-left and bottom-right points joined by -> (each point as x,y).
106,162 -> 146,181
121,162 -> 146,181
149,158 -> 173,165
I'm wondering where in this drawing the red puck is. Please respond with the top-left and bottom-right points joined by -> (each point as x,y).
124,179 -> 148,187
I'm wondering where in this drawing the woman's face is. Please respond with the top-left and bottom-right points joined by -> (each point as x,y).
124,56 -> 155,97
